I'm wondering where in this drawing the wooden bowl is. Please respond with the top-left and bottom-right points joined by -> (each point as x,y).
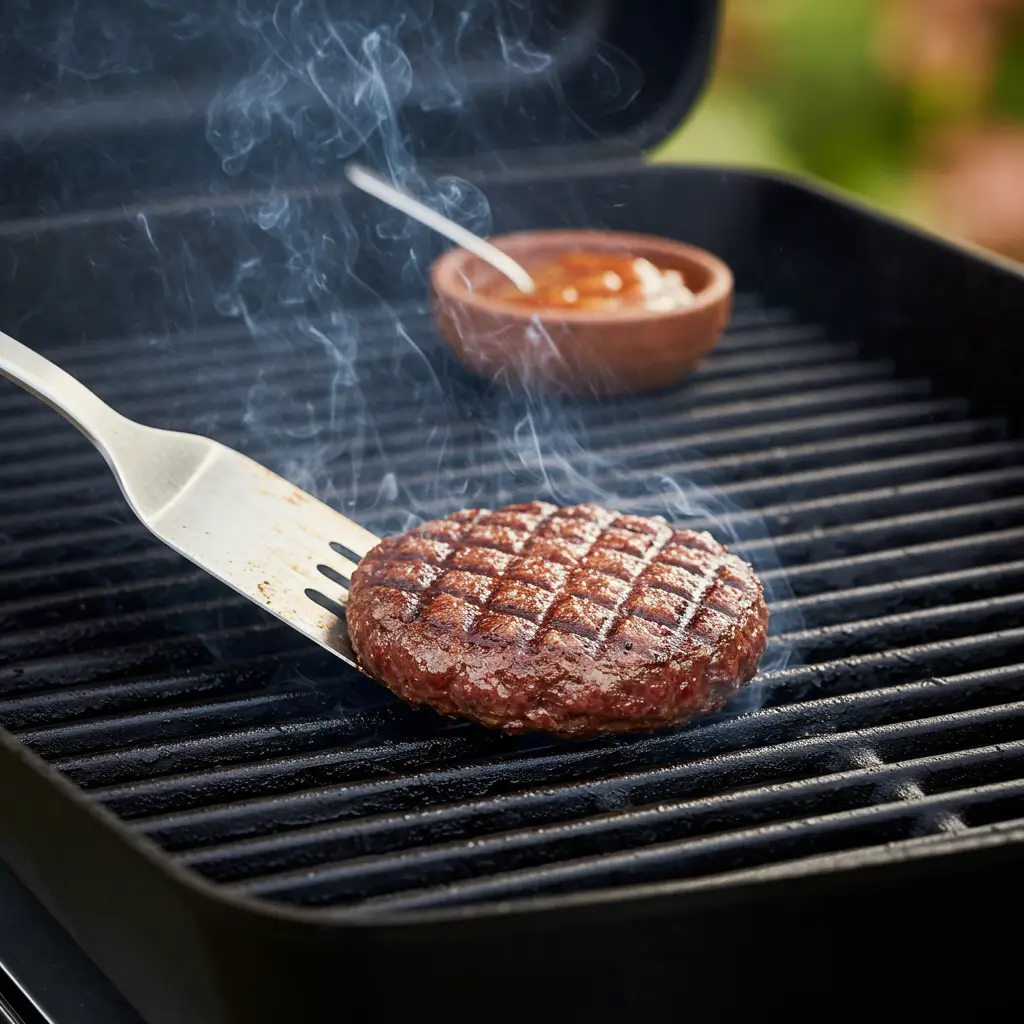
430,229 -> 733,396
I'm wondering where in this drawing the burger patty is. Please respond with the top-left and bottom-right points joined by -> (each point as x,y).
346,502 -> 769,738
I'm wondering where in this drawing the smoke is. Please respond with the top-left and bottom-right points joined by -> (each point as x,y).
7,1 -> 799,710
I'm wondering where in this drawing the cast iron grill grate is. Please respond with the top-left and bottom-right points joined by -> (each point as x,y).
3,294 -> 1024,913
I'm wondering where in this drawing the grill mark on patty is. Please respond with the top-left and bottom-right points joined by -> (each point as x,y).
358,504 -> 749,655
347,502 -> 769,737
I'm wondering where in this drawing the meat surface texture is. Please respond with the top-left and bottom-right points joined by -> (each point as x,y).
346,502 -> 769,738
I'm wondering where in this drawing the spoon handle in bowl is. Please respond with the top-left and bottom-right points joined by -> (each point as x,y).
345,163 -> 535,294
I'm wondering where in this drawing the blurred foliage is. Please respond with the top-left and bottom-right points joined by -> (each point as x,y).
654,0 -> 1024,262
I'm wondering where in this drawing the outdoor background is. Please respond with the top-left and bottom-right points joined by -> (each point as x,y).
654,0 -> 1024,264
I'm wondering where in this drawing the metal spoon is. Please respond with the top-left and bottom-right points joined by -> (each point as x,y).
345,163 -> 536,294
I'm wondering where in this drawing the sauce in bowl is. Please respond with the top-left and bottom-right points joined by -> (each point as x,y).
431,229 -> 733,396
491,250 -> 696,313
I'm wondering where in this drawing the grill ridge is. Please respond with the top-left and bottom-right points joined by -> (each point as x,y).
133,662 -> 1024,850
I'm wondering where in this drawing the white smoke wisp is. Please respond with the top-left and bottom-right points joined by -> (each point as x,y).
204,2 -> 798,688
198,3 -> 529,516
13,1 -> 801,693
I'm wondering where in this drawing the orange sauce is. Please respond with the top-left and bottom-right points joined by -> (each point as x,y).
491,250 -> 695,313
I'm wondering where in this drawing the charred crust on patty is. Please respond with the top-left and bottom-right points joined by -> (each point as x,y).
346,502 -> 769,738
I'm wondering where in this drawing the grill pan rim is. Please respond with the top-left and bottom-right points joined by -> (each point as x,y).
2,149 -> 1024,924
2,165 -> 1024,930
3,164 -> 1024,1024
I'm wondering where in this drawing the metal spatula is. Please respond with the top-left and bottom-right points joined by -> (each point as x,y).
0,330 -> 380,666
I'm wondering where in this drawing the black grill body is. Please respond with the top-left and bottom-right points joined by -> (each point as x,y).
2,166 -> 1024,1020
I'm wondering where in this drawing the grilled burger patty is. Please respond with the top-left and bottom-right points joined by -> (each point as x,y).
346,502 -> 769,737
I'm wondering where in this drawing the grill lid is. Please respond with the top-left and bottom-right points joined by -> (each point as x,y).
0,0 -> 719,210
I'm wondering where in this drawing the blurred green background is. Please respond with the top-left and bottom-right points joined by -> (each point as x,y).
652,0 -> 1024,264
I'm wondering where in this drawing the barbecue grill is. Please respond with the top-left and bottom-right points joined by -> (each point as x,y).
2,1 -> 1024,1020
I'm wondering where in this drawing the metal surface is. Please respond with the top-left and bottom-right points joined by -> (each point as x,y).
0,997 -> 26,1024
0,994 -> 27,1024
346,163 -> 536,293
0,332 -> 378,670
0,859 -> 143,1024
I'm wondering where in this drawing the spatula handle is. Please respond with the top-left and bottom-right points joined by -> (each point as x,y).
0,330 -> 126,450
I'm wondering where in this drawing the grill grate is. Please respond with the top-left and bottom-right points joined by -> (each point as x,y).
4,294 -> 1024,913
